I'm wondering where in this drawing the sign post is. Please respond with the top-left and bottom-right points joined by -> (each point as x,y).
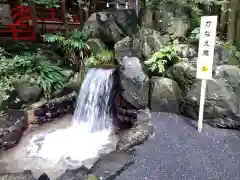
196,16 -> 218,132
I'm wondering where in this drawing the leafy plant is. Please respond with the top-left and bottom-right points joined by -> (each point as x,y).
145,45 -> 182,75
30,0 -> 60,8
85,50 -> 114,67
13,54 -> 66,99
189,27 -> 200,42
43,30 -> 89,71
0,47 -> 66,103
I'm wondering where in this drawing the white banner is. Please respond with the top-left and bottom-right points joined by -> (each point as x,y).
196,16 -> 218,80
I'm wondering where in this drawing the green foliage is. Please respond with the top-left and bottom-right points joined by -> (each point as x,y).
0,48 -> 66,102
217,41 -> 240,66
43,30 -> 89,70
145,45 -> 182,75
85,50 -> 114,67
189,27 -> 200,43
14,54 -> 66,99
88,175 -> 98,180
30,0 -> 60,8
145,0 -> 229,13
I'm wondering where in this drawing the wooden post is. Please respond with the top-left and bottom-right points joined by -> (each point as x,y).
29,1 -> 38,33
227,0 -> 238,42
235,0 -> 240,49
61,0 -> 68,37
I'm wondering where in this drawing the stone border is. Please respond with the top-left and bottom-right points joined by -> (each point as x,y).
0,91 -> 77,151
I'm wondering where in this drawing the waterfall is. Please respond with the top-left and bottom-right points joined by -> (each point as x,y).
72,68 -> 114,131
26,68 -> 116,176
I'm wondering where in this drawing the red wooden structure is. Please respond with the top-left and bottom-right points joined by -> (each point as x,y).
0,5 -> 81,41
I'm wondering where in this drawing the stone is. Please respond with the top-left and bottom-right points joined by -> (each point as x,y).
117,56 -> 149,109
88,151 -> 134,180
181,78 -> 240,129
133,28 -> 164,59
165,62 -> 196,94
114,36 -> 141,61
159,4 -> 190,38
31,92 -> 76,124
15,82 -> 42,103
0,110 -> 26,150
86,38 -> 107,54
0,170 -> 35,180
82,10 -> 138,44
178,44 -> 197,61
116,121 -> 154,151
150,77 -> 182,114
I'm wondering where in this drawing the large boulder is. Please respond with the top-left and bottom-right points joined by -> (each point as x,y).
86,38 -> 107,54
133,28 -> 164,59
15,82 -> 42,103
0,110 -> 27,150
177,63 -> 240,129
117,56 -> 149,109
114,36 -> 141,61
138,5 -> 190,38
0,170 -> 35,180
114,28 -> 164,62
82,10 -> 138,44
150,77 -> 182,114
166,61 -> 196,94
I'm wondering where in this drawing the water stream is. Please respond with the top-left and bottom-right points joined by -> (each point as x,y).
22,68 -> 116,178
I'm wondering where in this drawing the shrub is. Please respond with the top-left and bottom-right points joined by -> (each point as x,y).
85,50 -> 114,67
43,30 -> 89,71
0,48 -> 66,102
145,45 -> 182,75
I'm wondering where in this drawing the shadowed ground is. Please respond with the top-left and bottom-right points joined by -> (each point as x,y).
115,112 -> 240,180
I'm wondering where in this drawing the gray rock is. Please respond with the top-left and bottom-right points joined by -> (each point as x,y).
138,6 -> 190,38
116,122 -> 154,151
0,110 -> 26,150
117,56 -> 149,109
181,79 -> 240,129
15,82 -> 41,103
167,60 -> 240,129
86,38 -> 107,54
133,28 -> 164,59
159,4 -> 190,38
114,36 -> 141,61
0,170 -> 35,180
165,62 -> 196,94
82,10 -> 138,44
178,44 -> 197,60
89,151 -> 134,180
150,77 -> 182,114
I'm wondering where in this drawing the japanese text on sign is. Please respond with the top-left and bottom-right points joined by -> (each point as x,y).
196,16 -> 217,80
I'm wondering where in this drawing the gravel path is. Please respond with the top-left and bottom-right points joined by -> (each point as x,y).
115,113 -> 240,180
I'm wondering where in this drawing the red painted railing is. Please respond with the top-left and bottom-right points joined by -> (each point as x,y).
0,5 -> 36,41
0,5 -> 81,41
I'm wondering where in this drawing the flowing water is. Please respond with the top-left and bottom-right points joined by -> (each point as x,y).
0,68 -> 117,179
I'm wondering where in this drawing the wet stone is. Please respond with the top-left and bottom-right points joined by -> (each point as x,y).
0,170 -> 35,180
88,151 -> 134,180
116,122 -> 154,151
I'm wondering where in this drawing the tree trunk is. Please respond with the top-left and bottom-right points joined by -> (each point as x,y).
227,0 -> 238,42
219,3 -> 228,37
61,0 -> 68,37
235,0 -> 240,49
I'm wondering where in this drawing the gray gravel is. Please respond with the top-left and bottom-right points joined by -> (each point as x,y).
115,113 -> 240,180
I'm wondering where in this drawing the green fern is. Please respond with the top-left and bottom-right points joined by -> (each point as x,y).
43,30 -> 89,71
145,45 -> 182,74
85,50 -> 114,67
